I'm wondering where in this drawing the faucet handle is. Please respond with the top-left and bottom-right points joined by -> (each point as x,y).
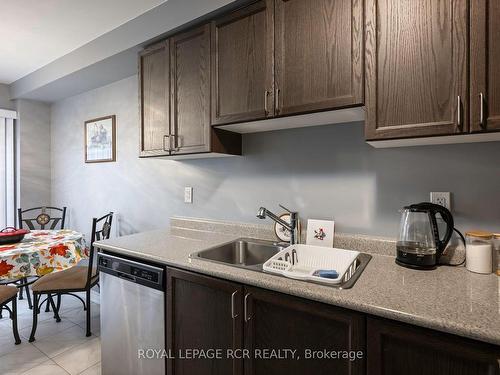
278,204 -> 295,214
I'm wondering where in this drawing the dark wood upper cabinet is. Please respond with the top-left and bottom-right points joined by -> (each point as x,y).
365,0 -> 469,140
139,41 -> 170,156
168,24 -> 241,156
139,0 -> 499,148
167,268 -> 244,375
211,0 -> 274,125
470,0 -> 500,132
274,0 -> 364,116
170,25 -> 212,154
243,286 -> 365,375
367,316 -> 500,375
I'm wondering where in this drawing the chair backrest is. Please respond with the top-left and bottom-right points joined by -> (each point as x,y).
87,212 -> 114,285
18,206 -> 67,230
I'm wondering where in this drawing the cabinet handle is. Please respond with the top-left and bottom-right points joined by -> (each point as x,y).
264,91 -> 269,116
275,88 -> 280,115
479,92 -> 485,129
231,290 -> 238,319
456,96 -> 462,130
163,135 -> 171,152
244,293 -> 252,322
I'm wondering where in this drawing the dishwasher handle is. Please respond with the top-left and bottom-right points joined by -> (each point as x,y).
116,271 -> 136,282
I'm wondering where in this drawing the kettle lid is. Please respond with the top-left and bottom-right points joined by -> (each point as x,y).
403,203 -> 435,212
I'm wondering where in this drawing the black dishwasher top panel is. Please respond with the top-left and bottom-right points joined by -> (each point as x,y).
98,253 -> 165,291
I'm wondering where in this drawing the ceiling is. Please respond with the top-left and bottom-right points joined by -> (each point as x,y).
0,0 -> 165,84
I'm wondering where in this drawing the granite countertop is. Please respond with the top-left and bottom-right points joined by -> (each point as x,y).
95,226 -> 500,346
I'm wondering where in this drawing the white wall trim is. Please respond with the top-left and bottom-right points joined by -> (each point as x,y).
0,109 -> 17,119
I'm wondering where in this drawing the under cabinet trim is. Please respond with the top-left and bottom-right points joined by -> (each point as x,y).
367,131 -> 500,148
216,106 -> 365,133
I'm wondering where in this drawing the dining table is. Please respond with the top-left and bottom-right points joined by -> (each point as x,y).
0,229 -> 88,280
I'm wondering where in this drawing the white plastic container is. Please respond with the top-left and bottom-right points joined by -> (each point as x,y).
465,231 -> 493,274
263,244 -> 359,285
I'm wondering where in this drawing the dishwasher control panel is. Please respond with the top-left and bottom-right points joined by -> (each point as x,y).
98,253 -> 165,291
131,266 -> 159,283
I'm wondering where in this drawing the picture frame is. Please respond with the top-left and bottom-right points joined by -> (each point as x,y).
84,115 -> 116,163
306,219 -> 335,247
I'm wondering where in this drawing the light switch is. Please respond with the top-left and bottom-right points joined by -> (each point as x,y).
184,187 -> 193,203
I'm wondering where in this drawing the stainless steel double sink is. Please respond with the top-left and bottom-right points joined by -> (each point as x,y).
190,238 -> 285,272
189,238 -> 371,289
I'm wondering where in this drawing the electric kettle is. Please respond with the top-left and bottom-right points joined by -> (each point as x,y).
396,202 -> 454,269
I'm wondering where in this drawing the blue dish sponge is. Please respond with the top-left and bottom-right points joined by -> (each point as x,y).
315,270 -> 339,279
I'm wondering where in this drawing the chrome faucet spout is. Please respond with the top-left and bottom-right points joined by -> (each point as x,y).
256,205 -> 299,245
257,207 -> 291,230
256,207 -> 267,220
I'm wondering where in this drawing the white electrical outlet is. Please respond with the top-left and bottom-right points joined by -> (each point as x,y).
184,187 -> 193,203
430,192 -> 451,210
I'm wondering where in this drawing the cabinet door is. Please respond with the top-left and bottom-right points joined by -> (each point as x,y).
243,287 -> 365,375
274,0 -> 364,116
211,0 -> 274,125
139,41 -> 170,156
365,0 -> 468,140
470,0 -> 500,132
367,316 -> 500,375
170,25 -> 211,154
167,268 -> 243,375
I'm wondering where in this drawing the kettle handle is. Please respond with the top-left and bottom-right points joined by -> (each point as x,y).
433,205 -> 454,255
416,202 -> 454,257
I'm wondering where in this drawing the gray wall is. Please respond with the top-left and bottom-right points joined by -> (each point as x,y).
16,99 -> 51,209
0,83 -> 14,110
50,76 -> 500,238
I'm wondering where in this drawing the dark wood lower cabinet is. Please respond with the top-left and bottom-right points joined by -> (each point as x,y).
166,268 -> 243,375
243,286 -> 366,375
165,267 -> 499,375
367,316 -> 500,375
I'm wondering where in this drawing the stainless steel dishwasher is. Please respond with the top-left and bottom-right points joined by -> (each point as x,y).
98,253 -> 165,375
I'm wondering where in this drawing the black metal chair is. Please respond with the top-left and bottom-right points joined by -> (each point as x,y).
0,286 -> 21,345
18,206 -> 67,230
29,212 -> 113,342
14,206 -> 67,310
0,277 -> 32,310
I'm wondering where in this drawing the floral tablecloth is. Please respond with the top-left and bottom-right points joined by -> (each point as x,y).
0,230 -> 88,280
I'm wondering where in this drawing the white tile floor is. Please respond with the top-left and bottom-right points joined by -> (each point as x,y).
0,293 -> 101,375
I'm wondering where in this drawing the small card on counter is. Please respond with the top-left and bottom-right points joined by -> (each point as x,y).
306,219 -> 335,247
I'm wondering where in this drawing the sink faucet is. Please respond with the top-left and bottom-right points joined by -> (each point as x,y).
257,204 -> 299,245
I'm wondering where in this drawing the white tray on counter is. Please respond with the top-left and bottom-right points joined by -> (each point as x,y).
263,244 -> 360,285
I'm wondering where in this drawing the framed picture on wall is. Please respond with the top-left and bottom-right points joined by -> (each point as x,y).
84,115 -> 116,163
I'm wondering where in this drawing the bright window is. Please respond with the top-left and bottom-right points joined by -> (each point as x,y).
0,109 -> 16,228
